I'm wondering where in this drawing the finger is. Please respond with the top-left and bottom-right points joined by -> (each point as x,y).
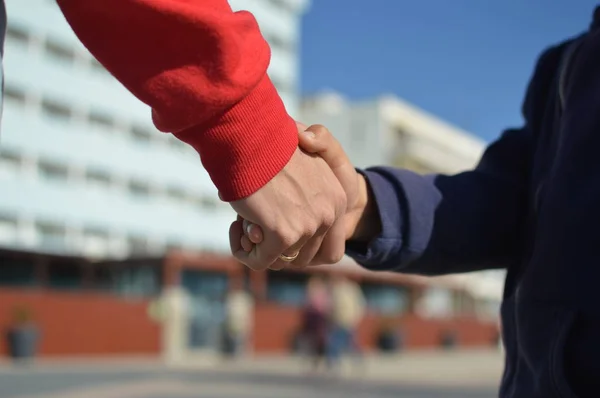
290,228 -> 328,267
230,219 -> 268,270
240,234 -> 254,252
267,234 -> 312,270
247,221 -> 316,270
299,125 -> 350,170
229,219 -> 244,254
243,219 -> 264,244
310,219 -> 346,266
299,125 -> 357,202
269,262 -> 286,271
295,121 -> 308,132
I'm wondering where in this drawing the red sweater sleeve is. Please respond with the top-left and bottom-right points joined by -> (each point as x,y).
56,0 -> 298,201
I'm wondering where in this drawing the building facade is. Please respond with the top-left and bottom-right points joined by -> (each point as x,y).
0,0 -> 309,259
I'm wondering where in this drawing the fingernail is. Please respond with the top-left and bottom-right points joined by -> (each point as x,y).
243,219 -> 252,235
302,129 -> 316,138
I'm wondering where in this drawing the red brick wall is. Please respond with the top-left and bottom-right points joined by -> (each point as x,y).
253,303 -> 498,353
253,302 -> 303,352
0,289 -> 161,357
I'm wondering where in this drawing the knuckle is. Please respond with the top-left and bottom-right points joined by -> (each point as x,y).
321,211 -> 336,229
318,248 -> 344,265
304,219 -> 319,237
329,249 -> 345,264
279,233 -> 297,250
309,124 -> 329,136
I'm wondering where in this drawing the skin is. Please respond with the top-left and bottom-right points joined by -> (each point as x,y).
228,124 -> 349,270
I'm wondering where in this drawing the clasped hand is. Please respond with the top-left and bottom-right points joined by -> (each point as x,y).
228,123 -> 378,271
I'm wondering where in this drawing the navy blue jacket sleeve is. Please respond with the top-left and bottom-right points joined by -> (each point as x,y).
346,43 -> 568,276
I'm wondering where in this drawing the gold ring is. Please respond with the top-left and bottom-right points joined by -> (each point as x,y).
278,252 -> 300,262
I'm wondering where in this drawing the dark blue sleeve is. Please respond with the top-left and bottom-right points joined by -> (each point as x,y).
346,42 -> 567,276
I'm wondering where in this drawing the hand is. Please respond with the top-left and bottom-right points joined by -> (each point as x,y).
228,138 -> 348,271
240,124 -> 381,267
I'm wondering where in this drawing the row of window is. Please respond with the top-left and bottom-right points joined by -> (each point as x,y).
0,148 -> 220,210
4,84 -> 190,152
6,19 -> 295,95
0,258 -> 161,297
7,22 -> 109,76
266,273 -> 409,314
0,214 -> 185,259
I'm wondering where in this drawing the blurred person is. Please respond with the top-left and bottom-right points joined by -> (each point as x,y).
327,275 -> 365,371
241,7 -> 600,397
0,0 -> 349,272
224,284 -> 254,358
300,275 -> 331,372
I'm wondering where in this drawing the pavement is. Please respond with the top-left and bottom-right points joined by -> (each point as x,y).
0,349 -> 504,398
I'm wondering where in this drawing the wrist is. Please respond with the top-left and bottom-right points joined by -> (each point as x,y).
348,173 -> 381,242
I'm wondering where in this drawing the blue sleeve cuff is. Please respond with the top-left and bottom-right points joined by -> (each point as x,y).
345,168 -> 404,270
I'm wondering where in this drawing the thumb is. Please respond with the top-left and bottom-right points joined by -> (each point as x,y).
299,124 -> 359,208
299,124 -> 350,170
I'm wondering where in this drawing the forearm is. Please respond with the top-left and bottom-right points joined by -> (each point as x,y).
346,165 -> 528,276
57,0 -> 296,201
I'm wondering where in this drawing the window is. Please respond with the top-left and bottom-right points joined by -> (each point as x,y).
38,160 -> 68,183
82,227 -> 110,257
181,270 -> 228,299
4,85 -> 26,106
361,283 -> 408,315
89,57 -> 107,74
267,272 -> 307,306
131,125 -> 153,145
166,186 -> 187,203
6,24 -> 29,46
270,75 -> 294,96
266,33 -> 295,54
168,137 -> 188,152
0,215 -> 18,244
88,109 -> 114,130
128,235 -> 149,256
94,264 -> 160,297
44,37 -> 76,65
267,0 -> 293,12
85,168 -> 111,190
0,259 -> 36,287
197,195 -> 218,210
165,241 -> 183,253
128,180 -> 151,198
0,149 -> 21,178
36,221 -> 67,252
41,98 -> 72,123
48,261 -> 82,290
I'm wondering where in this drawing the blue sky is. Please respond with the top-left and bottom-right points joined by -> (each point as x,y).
300,1 -> 598,142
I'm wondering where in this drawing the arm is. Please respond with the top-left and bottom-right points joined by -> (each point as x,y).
347,42 -> 569,276
348,129 -> 531,275
58,1 -> 349,270
56,0 -> 296,201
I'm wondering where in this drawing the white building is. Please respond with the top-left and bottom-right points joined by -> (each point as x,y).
301,92 -> 505,310
300,91 -> 485,171
0,0 -> 309,258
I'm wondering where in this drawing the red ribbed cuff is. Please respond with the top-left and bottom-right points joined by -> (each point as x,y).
174,76 -> 298,202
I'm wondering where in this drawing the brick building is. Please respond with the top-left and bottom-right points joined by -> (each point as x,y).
0,248 -> 498,359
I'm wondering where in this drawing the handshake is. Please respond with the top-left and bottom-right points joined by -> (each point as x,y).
228,123 -> 381,271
